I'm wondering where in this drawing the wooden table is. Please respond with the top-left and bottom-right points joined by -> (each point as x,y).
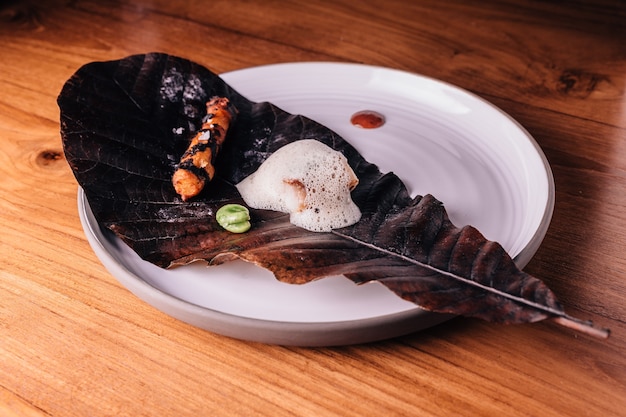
1,1 -> 625,416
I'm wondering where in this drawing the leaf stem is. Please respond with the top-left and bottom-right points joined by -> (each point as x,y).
552,316 -> 610,339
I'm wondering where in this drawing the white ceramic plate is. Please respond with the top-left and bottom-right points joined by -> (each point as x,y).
78,62 -> 555,346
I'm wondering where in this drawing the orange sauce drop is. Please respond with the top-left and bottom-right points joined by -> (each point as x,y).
350,110 -> 385,129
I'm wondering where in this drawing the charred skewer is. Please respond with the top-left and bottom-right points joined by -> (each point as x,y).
172,96 -> 237,201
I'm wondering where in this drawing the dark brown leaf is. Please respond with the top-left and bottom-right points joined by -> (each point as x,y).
58,53 -> 608,337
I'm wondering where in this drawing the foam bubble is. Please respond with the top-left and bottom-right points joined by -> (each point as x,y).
236,140 -> 361,232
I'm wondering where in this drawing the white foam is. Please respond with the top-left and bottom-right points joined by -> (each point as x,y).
236,140 -> 361,232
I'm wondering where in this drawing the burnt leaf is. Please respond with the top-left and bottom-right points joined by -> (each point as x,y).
58,53 -> 608,337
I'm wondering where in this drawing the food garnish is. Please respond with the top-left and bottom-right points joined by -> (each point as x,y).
58,53 -> 610,339
216,204 -> 251,233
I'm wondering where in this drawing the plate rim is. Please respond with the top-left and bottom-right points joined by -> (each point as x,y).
78,61 -> 555,346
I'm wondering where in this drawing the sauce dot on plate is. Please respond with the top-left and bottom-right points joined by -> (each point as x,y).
350,110 -> 385,129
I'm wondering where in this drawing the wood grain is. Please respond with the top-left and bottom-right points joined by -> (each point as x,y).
1,0 -> 625,416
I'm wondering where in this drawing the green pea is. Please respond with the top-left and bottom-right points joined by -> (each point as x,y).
216,204 -> 251,233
